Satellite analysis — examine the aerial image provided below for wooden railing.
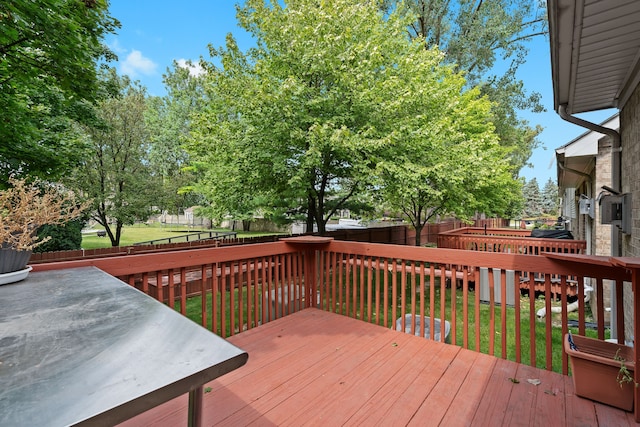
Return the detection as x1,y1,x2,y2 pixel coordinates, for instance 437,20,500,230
32,236,635,378
438,227,586,255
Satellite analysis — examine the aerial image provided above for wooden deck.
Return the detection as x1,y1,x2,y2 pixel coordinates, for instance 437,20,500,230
119,308,639,426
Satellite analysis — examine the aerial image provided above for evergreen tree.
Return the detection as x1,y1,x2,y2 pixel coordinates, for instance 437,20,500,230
522,178,542,217
541,178,559,216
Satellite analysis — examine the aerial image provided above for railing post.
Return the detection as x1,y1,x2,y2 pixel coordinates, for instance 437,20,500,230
282,236,333,309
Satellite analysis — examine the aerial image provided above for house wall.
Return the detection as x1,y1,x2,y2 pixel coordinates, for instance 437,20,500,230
620,82,640,342
592,137,615,325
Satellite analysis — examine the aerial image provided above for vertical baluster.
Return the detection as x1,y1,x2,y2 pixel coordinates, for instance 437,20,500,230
528,271,536,367
366,256,372,323
352,255,359,318
462,266,469,349
201,264,208,329
237,260,243,334
345,254,351,318
220,262,227,338
168,268,175,310
142,272,149,295
560,275,568,375
544,273,553,371
451,265,457,346
392,259,398,329
577,276,585,335
488,268,495,355
400,259,407,333
514,271,522,364
500,269,507,359
419,262,425,337
383,258,389,327
616,279,625,344
273,254,280,319
430,264,436,341
359,255,365,321
596,277,605,340
180,267,187,316
375,257,381,325
156,271,164,304
410,261,416,336
474,267,481,352
338,253,344,316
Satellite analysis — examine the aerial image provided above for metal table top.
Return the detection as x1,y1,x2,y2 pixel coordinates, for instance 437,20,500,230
0,267,248,426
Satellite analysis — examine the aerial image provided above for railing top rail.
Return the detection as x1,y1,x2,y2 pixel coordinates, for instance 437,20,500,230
31,240,299,276
324,240,628,281
32,237,630,283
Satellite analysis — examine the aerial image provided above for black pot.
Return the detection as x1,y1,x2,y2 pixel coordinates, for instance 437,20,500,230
0,248,32,274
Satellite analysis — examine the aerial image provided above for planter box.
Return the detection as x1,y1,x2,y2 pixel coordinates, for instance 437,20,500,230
565,333,635,411
0,248,32,274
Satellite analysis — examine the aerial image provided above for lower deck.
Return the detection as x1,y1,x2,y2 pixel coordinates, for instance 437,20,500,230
120,308,639,426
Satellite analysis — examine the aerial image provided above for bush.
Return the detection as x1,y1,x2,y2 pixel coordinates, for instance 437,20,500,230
34,220,84,253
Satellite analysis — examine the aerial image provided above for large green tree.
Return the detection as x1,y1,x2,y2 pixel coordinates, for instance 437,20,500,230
190,0,392,233
382,0,546,175
145,62,205,216
0,0,119,185
188,0,520,237
74,70,158,246
374,84,518,245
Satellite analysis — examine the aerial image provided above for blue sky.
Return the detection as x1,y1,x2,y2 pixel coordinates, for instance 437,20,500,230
106,0,615,185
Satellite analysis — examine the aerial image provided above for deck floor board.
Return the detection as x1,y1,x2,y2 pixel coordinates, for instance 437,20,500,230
119,308,640,426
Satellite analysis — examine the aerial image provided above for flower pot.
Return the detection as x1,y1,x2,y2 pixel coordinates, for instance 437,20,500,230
565,333,635,411
0,248,32,275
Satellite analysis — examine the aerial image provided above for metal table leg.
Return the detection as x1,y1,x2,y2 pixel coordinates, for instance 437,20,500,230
188,386,203,427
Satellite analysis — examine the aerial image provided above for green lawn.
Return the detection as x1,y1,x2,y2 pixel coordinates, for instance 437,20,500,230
82,223,283,249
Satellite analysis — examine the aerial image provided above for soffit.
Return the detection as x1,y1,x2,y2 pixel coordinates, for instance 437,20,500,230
549,0,640,114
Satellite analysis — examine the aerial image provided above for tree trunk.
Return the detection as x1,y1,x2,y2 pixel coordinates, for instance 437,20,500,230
242,220,251,232
317,216,326,235
306,195,316,234
414,223,424,246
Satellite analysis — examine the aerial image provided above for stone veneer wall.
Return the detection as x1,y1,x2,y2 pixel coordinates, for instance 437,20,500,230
620,82,640,342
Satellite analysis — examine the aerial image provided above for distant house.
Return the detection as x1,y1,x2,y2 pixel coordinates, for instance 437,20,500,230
548,0,640,342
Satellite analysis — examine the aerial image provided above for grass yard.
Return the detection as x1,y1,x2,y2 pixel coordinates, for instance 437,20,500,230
81,223,282,249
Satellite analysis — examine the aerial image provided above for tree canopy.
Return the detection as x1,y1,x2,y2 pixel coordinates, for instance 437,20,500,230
187,0,520,238
382,0,547,175
145,62,205,216
0,0,119,185
72,69,158,246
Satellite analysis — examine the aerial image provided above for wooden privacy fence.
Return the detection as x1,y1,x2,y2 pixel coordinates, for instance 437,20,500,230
29,219,508,264
33,236,635,378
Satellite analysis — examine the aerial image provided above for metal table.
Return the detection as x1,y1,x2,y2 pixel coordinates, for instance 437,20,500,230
0,267,248,426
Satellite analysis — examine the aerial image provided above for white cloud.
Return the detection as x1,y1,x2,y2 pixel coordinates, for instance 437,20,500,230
176,58,205,77
108,38,128,55
121,50,157,77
